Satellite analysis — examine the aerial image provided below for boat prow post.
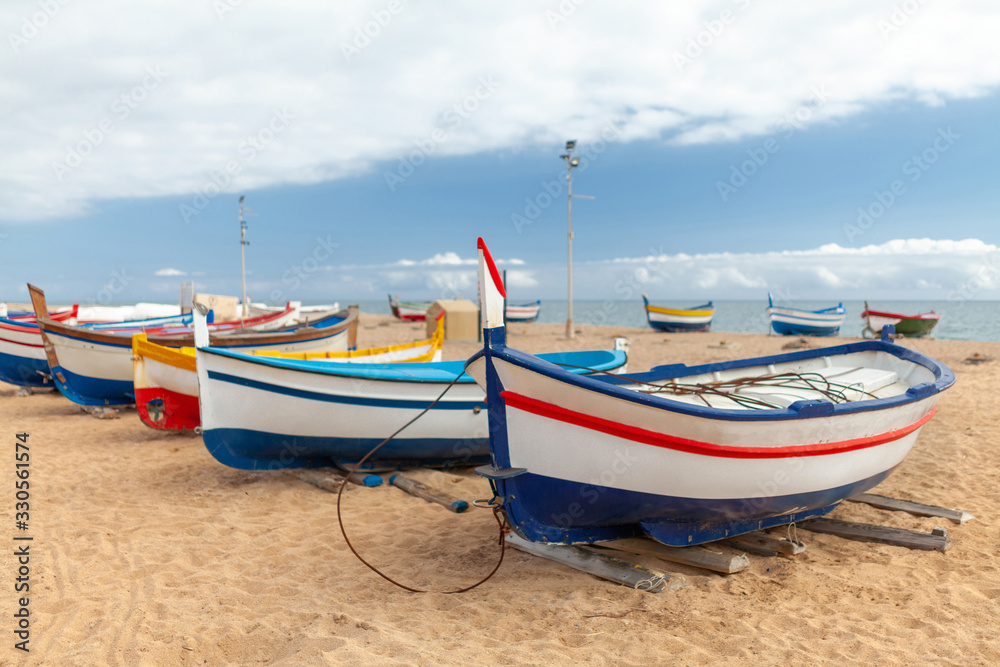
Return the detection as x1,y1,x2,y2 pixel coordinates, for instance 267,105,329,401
477,237,507,349
193,303,211,349
473,237,517,479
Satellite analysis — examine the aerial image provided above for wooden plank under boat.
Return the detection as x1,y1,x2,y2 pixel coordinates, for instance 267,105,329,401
642,294,714,332
467,238,954,547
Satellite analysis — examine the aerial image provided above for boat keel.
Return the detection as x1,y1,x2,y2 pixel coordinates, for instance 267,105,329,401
640,503,839,547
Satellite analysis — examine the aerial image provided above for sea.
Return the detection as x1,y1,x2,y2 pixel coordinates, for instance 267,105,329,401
353,299,1000,342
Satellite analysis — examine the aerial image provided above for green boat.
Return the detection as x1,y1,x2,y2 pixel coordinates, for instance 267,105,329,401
861,302,940,338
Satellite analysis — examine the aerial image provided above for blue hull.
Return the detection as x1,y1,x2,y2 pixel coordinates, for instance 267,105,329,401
648,321,711,332
0,352,51,388
203,428,489,471
52,366,134,406
488,467,893,546
771,321,840,336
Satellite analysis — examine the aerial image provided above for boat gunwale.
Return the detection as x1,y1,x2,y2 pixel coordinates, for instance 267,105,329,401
199,344,627,385
861,308,941,322
35,307,357,349
467,335,954,423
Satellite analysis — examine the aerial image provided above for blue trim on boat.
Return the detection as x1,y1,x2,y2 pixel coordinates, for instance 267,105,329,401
42,313,349,352
206,370,487,409
768,293,845,315
202,428,489,470
467,334,954,423
0,317,40,330
0,351,50,387
85,313,194,330
202,346,626,383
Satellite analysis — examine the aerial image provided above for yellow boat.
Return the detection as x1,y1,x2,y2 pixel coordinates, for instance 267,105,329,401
133,313,445,431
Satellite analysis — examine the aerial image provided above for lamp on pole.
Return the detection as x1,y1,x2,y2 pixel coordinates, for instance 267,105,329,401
239,196,249,320
560,140,594,339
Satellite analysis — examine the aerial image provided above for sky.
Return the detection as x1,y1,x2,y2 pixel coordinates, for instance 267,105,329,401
1,1,999,307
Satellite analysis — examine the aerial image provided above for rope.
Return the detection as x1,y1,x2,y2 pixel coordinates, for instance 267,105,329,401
554,363,878,410
634,575,667,592
336,371,509,594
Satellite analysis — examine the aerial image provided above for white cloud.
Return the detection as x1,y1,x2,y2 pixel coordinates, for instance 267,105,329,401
237,238,1000,302
597,238,1000,300
505,270,539,289
2,2,1000,221
396,252,473,266
154,267,186,276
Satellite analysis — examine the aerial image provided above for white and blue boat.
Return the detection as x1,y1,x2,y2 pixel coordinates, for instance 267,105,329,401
193,313,629,471
506,300,541,323
28,285,358,406
467,238,954,547
0,310,197,389
766,293,846,336
642,294,714,332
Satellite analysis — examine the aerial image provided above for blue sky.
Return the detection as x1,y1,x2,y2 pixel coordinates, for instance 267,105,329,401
1,2,999,306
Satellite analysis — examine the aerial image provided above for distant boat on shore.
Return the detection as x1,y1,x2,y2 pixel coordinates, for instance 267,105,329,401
388,294,432,321
390,293,542,324
766,293,846,336
505,300,541,323
861,302,940,338
642,294,714,332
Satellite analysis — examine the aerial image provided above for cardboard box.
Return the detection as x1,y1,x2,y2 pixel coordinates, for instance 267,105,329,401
193,293,238,322
426,299,479,341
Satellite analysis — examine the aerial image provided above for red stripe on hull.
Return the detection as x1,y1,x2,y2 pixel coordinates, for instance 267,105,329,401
135,386,201,431
0,336,44,348
500,391,935,459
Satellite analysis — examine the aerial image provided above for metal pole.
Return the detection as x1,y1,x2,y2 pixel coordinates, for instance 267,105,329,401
566,156,574,339
239,196,248,320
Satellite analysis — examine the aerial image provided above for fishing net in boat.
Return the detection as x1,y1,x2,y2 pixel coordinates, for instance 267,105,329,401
634,371,879,410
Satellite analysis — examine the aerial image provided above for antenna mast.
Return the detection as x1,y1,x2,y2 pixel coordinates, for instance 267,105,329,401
239,196,248,320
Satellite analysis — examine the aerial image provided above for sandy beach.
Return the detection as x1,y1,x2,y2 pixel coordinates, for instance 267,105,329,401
2,313,998,666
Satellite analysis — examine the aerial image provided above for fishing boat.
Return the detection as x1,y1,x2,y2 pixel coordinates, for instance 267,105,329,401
641,294,714,332
3,302,182,323
246,302,341,324
467,238,954,547
2,304,79,323
506,300,541,323
0,309,197,389
388,294,431,321
0,318,56,388
133,313,446,431
766,293,846,336
73,303,182,323
194,309,629,471
28,285,358,406
861,302,940,338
